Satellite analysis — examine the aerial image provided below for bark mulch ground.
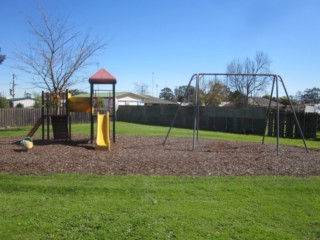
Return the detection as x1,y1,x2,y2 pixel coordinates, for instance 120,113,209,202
0,136,319,177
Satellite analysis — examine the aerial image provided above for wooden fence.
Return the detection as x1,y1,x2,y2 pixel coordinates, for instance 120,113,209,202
117,105,319,139
1,107,318,139
117,105,267,135
267,111,318,138
0,108,42,128
0,108,91,128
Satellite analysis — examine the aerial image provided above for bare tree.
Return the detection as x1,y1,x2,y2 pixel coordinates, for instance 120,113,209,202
225,51,271,105
15,9,106,94
134,82,149,95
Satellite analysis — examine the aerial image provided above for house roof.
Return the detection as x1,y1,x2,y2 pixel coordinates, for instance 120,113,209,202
249,97,284,107
88,68,117,84
74,92,127,98
8,97,35,102
115,92,177,105
141,95,177,105
223,97,284,107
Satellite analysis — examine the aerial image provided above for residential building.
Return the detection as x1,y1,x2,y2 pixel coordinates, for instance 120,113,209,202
74,92,177,106
8,97,35,108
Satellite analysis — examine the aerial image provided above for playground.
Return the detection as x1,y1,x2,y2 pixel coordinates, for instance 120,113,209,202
0,135,319,176
1,69,319,177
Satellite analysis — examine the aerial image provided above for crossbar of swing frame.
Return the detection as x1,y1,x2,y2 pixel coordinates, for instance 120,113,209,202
163,73,309,155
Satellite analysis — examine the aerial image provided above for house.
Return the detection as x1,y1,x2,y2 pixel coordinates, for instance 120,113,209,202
305,104,320,114
116,92,144,106
8,97,35,108
74,92,177,106
248,97,284,108
117,92,177,106
223,97,284,108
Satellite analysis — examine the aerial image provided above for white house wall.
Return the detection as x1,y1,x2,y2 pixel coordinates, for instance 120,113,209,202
11,99,35,108
117,96,144,106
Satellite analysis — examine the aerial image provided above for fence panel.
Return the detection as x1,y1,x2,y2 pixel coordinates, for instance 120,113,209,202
117,106,318,138
117,105,267,135
1,107,318,139
0,108,42,128
0,108,91,128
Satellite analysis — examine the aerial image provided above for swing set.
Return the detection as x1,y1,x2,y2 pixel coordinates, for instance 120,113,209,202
163,73,309,156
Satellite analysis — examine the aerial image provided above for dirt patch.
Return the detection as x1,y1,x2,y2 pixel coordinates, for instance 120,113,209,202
0,136,319,176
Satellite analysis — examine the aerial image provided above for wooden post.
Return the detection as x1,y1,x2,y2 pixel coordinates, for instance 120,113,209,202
112,83,116,143
90,83,94,143
41,91,45,141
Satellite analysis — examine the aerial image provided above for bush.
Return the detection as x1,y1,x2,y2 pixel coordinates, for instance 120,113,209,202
0,94,9,108
16,103,24,108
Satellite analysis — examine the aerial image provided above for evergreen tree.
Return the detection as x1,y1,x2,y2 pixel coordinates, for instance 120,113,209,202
159,87,175,101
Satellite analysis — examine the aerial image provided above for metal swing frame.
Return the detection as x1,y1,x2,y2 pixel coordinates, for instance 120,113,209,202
163,73,309,156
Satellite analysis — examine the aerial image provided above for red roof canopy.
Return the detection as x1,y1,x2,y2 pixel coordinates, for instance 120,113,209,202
89,68,117,84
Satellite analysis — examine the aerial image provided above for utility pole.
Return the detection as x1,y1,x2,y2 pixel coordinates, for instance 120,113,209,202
152,72,154,97
10,74,17,99
156,84,159,98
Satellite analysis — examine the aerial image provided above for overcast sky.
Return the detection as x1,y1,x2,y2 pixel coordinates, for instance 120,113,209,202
1,0,320,98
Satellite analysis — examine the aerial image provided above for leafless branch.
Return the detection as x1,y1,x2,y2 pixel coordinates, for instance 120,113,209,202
15,9,107,94
225,51,271,102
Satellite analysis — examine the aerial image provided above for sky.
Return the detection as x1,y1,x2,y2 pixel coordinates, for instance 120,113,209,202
1,0,320,99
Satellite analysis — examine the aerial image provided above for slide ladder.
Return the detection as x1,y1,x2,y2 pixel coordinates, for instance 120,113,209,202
27,117,44,137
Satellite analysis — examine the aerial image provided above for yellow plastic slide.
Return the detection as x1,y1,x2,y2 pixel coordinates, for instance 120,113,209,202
96,112,111,151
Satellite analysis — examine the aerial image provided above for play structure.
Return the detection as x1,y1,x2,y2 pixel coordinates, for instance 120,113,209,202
163,73,309,156
27,68,117,150
89,68,117,145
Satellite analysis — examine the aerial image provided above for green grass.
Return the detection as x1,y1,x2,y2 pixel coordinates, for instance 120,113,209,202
1,122,319,149
1,123,319,239
0,174,319,239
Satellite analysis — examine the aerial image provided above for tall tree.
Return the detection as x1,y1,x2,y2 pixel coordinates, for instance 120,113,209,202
15,9,106,94
0,48,5,64
159,87,175,101
200,79,230,106
174,86,187,102
174,85,196,104
296,87,320,104
225,51,271,106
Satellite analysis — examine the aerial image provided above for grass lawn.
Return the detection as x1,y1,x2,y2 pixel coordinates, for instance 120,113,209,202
0,174,319,239
0,122,319,239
